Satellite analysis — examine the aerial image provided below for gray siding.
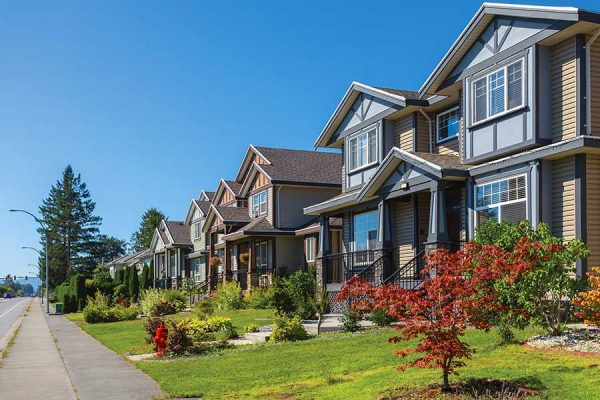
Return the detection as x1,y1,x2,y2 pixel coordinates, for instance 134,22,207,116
277,186,340,229
275,237,304,272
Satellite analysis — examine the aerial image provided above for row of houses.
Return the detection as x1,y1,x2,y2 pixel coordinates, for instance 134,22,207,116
110,3,600,307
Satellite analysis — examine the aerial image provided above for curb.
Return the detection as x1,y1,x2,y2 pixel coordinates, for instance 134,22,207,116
0,299,31,354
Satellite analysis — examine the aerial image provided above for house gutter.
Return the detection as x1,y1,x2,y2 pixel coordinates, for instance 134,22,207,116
586,28,600,135
418,108,433,152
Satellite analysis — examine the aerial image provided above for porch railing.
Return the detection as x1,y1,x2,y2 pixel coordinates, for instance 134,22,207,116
383,250,426,290
154,277,182,289
320,249,382,284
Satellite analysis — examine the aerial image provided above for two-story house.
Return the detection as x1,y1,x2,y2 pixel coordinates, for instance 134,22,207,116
203,145,342,290
150,219,193,288
183,194,212,285
305,3,600,305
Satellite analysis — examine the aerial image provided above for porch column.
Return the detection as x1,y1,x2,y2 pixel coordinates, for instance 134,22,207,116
318,215,330,257
427,181,449,245
316,215,330,291
377,199,392,249
224,242,232,283
247,239,255,290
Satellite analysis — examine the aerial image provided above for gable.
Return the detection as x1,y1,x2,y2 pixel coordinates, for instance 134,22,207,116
450,17,553,78
219,188,235,205
382,162,434,189
251,171,269,191
334,93,395,139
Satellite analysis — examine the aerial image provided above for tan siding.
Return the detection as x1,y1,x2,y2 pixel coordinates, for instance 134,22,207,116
587,155,600,266
435,138,460,155
552,157,576,240
392,197,414,268
275,237,304,272
267,187,274,224
252,173,269,190
220,189,235,205
394,114,414,151
416,113,430,152
551,37,577,142
591,38,600,136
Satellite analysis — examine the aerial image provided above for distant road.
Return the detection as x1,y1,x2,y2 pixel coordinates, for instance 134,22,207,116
0,298,30,341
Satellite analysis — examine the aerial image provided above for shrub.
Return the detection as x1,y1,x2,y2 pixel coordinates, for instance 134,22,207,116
163,290,187,312
270,315,309,342
113,284,128,304
214,282,245,310
269,279,295,316
82,291,138,323
286,269,317,319
369,308,395,327
245,323,260,333
193,298,214,319
245,287,272,309
128,265,140,303
167,320,193,356
574,265,600,327
340,310,361,332
474,221,589,336
93,264,114,296
143,316,164,344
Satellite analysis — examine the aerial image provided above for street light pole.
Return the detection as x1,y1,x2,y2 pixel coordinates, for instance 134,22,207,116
28,264,42,303
11,209,50,314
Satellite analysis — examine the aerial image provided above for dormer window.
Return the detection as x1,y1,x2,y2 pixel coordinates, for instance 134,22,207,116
472,59,524,125
348,127,377,172
251,190,267,217
436,107,460,143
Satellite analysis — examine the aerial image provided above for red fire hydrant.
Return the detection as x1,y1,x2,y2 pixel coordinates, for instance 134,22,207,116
154,323,168,357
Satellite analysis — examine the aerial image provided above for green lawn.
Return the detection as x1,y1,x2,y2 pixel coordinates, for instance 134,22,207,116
65,308,273,356
68,310,600,399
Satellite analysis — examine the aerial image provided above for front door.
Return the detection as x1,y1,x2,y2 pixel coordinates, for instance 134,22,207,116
446,187,462,243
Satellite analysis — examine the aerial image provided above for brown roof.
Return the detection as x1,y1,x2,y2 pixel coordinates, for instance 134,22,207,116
193,200,211,214
215,206,252,224
164,221,191,245
254,147,342,186
224,180,243,196
224,217,295,240
204,191,215,201
411,152,472,174
374,87,420,99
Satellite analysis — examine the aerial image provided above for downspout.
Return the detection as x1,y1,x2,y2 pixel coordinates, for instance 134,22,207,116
418,108,433,153
276,186,282,227
586,29,600,135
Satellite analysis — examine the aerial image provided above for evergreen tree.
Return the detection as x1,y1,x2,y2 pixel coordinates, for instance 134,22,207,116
115,268,125,286
129,265,140,303
130,208,166,251
123,266,131,296
38,165,102,286
91,235,127,264
140,263,149,289
148,260,154,288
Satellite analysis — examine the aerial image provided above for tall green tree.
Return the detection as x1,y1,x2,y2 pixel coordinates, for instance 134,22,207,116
91,235,127,264
130,208,166,251
140,263,149,289
129,265,140,303
38,165,102,286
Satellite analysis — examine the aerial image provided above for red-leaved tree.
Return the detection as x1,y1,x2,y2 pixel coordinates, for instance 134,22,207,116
337,242,531,391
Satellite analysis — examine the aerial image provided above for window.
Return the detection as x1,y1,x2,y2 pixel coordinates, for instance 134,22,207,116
436,107,460,143
472,59,524,124
305,237,316,262
475,175,527,226
255,241,268,270
193,221,202,240
348,128,377,171
353,210,379,251
169,251,177,277
251,191,267,217
192,258,205,283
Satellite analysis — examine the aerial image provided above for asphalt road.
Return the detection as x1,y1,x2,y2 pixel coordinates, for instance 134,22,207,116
0,297,30,341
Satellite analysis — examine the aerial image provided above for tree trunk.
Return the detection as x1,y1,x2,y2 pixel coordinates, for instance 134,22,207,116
317,314,322,336
442,370,450,392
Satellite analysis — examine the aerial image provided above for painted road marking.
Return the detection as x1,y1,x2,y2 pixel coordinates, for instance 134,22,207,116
0,300,29,319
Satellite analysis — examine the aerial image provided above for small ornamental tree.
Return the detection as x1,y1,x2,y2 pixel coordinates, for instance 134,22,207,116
574,266,600,327
338,243,530,391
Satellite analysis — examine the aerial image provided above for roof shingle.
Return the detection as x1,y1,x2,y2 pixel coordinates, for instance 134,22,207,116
254,147,342,186
164,221,191,245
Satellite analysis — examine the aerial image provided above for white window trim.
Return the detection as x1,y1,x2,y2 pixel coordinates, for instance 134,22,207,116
256,241,268,268
346,124,379,174
436,106,460,144
470,58,525,127
193,221,202,240
474,174,528,228
251,190,267,217
305,237,316,262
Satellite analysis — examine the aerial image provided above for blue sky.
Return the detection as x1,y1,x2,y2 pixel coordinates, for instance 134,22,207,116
1,0,598,278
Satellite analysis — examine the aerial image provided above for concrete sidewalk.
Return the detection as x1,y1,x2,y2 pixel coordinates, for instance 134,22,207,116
0,298,77,400
45,310,164,400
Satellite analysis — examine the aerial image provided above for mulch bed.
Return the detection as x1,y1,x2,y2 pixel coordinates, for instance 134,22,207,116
379,379,541,399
